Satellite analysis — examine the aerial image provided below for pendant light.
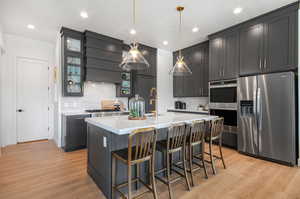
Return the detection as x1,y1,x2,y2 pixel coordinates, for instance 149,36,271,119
170,6,192,76
120,0,150,71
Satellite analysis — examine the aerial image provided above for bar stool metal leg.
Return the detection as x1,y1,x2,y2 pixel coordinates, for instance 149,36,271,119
201,143,208,179
182,146,191,191
128,164,132,199
188,145,194,187
209,140,217,175
149,158,158,199
166,152,173,199
219,138,226,169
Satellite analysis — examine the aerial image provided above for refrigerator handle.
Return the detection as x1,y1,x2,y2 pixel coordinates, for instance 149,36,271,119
257,87,262,131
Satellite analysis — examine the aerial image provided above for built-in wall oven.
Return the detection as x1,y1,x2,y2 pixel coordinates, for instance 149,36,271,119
209,79,238,149
209,79,237,110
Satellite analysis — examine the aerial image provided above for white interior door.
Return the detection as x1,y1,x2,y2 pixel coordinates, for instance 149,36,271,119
16,57,49,142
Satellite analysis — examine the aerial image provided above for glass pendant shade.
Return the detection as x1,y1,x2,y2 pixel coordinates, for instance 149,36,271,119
120,42,150,71
170,55,192,76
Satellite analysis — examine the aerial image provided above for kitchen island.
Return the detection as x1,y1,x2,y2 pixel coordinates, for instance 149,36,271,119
85,112,217,199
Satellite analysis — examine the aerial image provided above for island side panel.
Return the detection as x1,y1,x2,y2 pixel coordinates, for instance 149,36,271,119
87,124,114,199
87,124,169,199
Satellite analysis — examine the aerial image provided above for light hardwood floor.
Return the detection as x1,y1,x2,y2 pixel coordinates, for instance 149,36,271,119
0,140,300,199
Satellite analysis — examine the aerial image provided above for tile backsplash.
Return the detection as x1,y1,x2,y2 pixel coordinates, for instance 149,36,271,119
173,97,209,110
61,82,128,111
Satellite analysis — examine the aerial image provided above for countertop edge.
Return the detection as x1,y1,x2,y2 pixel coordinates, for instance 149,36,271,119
85,114,218,135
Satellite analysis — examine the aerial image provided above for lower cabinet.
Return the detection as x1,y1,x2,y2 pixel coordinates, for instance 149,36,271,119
62,114,91,152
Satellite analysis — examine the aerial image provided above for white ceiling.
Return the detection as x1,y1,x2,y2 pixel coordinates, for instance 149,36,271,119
0,0,297,51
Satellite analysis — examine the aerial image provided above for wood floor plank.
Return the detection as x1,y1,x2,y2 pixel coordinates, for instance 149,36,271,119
0,140,299,199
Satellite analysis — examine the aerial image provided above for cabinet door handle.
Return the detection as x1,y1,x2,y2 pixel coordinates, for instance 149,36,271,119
264,58,267,69
259,58,262,70
223,68,225,77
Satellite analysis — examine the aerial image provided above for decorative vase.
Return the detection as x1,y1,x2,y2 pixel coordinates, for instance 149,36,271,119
128,94,146,120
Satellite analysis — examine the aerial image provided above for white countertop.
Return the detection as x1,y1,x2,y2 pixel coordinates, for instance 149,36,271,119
167,108,209,114
85,112,217,135
62,110,90,116
62,110,129,116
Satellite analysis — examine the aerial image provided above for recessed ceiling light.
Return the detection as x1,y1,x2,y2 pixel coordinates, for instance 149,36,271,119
27,24,35,30
233,7,243,15
192,27,199,33
163,41,168,45
130,29,136,35
80,11,89,19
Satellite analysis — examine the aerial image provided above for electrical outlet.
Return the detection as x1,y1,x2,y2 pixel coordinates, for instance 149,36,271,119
103,136,107,148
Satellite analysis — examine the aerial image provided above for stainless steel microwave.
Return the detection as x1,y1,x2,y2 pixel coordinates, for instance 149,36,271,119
209,79,237,110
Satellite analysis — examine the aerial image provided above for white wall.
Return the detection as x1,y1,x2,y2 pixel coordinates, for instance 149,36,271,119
0,34,55,146
157,49,174,113
0,24,4,148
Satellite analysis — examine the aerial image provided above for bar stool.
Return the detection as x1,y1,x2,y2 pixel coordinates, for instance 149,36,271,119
111,127,158,199
186,120,208,187
205,117,226,175
155,123,191,199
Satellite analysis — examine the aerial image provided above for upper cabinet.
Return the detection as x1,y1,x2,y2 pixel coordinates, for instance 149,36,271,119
240,3,298,76
263,10,298,73
173,41,209,97
210,2,298,78
209,28,239,81
239,22,264,76
61,27,84,97
84,31,123,83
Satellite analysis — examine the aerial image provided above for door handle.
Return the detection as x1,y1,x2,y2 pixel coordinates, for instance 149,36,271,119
259,58,262,70
257,88,262,131
17,109,24,112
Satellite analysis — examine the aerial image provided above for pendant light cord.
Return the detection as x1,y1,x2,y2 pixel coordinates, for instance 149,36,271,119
179,9,182,57
133,0,136,26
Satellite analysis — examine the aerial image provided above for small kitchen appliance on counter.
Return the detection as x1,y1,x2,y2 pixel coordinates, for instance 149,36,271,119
174,101,186,109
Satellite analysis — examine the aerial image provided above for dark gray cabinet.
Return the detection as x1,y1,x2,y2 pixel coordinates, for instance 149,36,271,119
239,23,264,76
209,29,239,81
209,38,223,81
128,43,157,112
263,11,298,73
173,41,209,97
61,27,84,97
209,2,298,78
133,74,156,113
62,114,91,152
84,30,123,83
240,3,298,76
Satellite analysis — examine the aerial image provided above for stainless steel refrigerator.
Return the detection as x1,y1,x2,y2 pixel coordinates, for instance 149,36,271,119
238,72,296,165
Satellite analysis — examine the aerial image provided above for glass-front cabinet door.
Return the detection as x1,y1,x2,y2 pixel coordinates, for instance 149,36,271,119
66,56,82,94
61,27,84,97
66,37,81,52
